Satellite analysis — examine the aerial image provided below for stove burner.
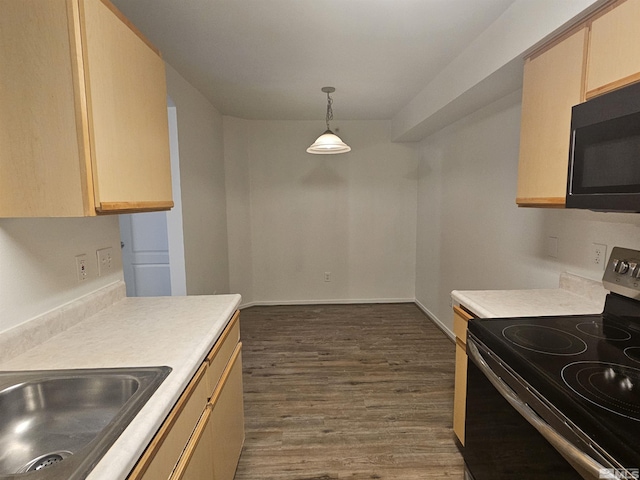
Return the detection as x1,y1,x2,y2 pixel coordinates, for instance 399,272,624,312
562,362,640,421
502,324,587,356
625,347,640,364
576,321,631,341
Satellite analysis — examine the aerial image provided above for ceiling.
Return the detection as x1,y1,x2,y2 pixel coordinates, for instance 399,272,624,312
111,0,516,121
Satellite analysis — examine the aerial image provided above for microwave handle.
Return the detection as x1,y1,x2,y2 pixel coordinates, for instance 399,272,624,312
467,338,608,479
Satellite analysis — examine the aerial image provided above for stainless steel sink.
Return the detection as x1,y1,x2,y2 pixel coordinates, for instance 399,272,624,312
0,366,171,479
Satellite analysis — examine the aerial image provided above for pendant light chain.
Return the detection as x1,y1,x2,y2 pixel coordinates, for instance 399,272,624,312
325,91,334,131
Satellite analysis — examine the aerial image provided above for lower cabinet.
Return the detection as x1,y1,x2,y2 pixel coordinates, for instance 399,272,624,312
452,305,473,446
128,311,244,480
172,344,244,480
210,348,244,480
173,405,215,479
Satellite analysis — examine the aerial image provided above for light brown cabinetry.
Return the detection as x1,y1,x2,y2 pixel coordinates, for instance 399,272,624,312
452,305,473,446
173,406,215,480
586,0,640,98
128,311,244,480
0,0,172,217
210,347,245,480
172,345,244,480
516,0,640,207
516,27,588,208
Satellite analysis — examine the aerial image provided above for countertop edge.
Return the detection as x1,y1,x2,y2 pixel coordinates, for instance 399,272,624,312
451,272,606,319
451,290,495,318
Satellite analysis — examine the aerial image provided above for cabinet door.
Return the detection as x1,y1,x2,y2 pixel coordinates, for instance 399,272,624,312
210,344,245,480
128,364,209,480
170,406,215,480
453,339,467,446
516,27,588,207
587,0,640,98
80,0,173,213
452,305,473,446
0,0,89,217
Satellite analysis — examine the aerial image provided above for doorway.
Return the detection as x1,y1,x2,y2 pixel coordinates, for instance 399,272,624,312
119,102,186,297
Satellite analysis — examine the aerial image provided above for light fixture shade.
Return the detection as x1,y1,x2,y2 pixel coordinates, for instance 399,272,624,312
306,129,351,155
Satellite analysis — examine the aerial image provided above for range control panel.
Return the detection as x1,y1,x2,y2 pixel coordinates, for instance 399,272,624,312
603,247,640,300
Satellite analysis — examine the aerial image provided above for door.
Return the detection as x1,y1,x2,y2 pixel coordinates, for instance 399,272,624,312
120,211,171,296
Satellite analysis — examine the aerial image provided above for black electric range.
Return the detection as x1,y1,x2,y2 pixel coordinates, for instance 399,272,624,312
465,247,640,480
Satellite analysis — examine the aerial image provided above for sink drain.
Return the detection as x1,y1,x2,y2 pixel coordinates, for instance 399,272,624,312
17,451,72,473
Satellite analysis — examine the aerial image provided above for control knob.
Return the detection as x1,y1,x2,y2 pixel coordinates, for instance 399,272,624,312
615,260,630,274
631,262,640,279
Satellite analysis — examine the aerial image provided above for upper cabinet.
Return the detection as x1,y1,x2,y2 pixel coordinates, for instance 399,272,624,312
516,0,640,208
586,0,640,99
0,0,173,217
516,27,588,208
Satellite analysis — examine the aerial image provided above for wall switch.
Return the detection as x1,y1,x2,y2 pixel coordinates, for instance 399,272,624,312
75,254,88,282
324,272,331,282
96,247,113,277
592,243,607,269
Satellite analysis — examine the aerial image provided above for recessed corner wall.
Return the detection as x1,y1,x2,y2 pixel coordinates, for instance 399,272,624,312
224,119,419,306
165,64,230,295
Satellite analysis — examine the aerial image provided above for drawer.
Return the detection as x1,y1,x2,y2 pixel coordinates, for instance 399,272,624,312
453,305,473,343
205,310,240,399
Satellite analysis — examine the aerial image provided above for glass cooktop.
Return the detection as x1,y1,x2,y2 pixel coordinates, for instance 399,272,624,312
469,292,640,470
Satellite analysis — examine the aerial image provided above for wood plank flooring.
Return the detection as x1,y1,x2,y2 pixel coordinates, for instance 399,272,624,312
235,303,464,479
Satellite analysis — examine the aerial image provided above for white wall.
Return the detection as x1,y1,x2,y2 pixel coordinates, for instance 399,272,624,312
224,117,254,302
0,217,123,334
165,64,230,295
415,91,640,333
225,119,419,305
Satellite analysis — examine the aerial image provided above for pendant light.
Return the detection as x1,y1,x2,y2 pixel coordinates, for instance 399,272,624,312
307,87,351,154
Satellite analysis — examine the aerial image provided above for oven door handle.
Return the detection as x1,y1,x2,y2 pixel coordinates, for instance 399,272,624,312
467,338,607,479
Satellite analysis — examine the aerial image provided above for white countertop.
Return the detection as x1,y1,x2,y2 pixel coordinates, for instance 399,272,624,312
0,292,241,480
451,272,606,319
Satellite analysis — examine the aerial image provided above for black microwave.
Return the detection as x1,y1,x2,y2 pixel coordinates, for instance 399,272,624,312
567,80,640,212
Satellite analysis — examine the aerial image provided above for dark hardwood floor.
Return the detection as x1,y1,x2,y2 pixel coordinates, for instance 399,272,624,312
235,303,464,479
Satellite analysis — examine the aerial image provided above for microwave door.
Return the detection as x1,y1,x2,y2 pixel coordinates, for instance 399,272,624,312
566,81,640,212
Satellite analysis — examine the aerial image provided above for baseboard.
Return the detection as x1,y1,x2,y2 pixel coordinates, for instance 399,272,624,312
414,299,455,343
239,297,415,310
238,297,456,342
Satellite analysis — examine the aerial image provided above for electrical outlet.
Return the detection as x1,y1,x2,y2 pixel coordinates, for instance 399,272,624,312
324,272,331,282
75,254,88,282
96,247,113,277
592,243,607,269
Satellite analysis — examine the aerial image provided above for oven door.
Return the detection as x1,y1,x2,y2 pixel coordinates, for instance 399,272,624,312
465,336,610,480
